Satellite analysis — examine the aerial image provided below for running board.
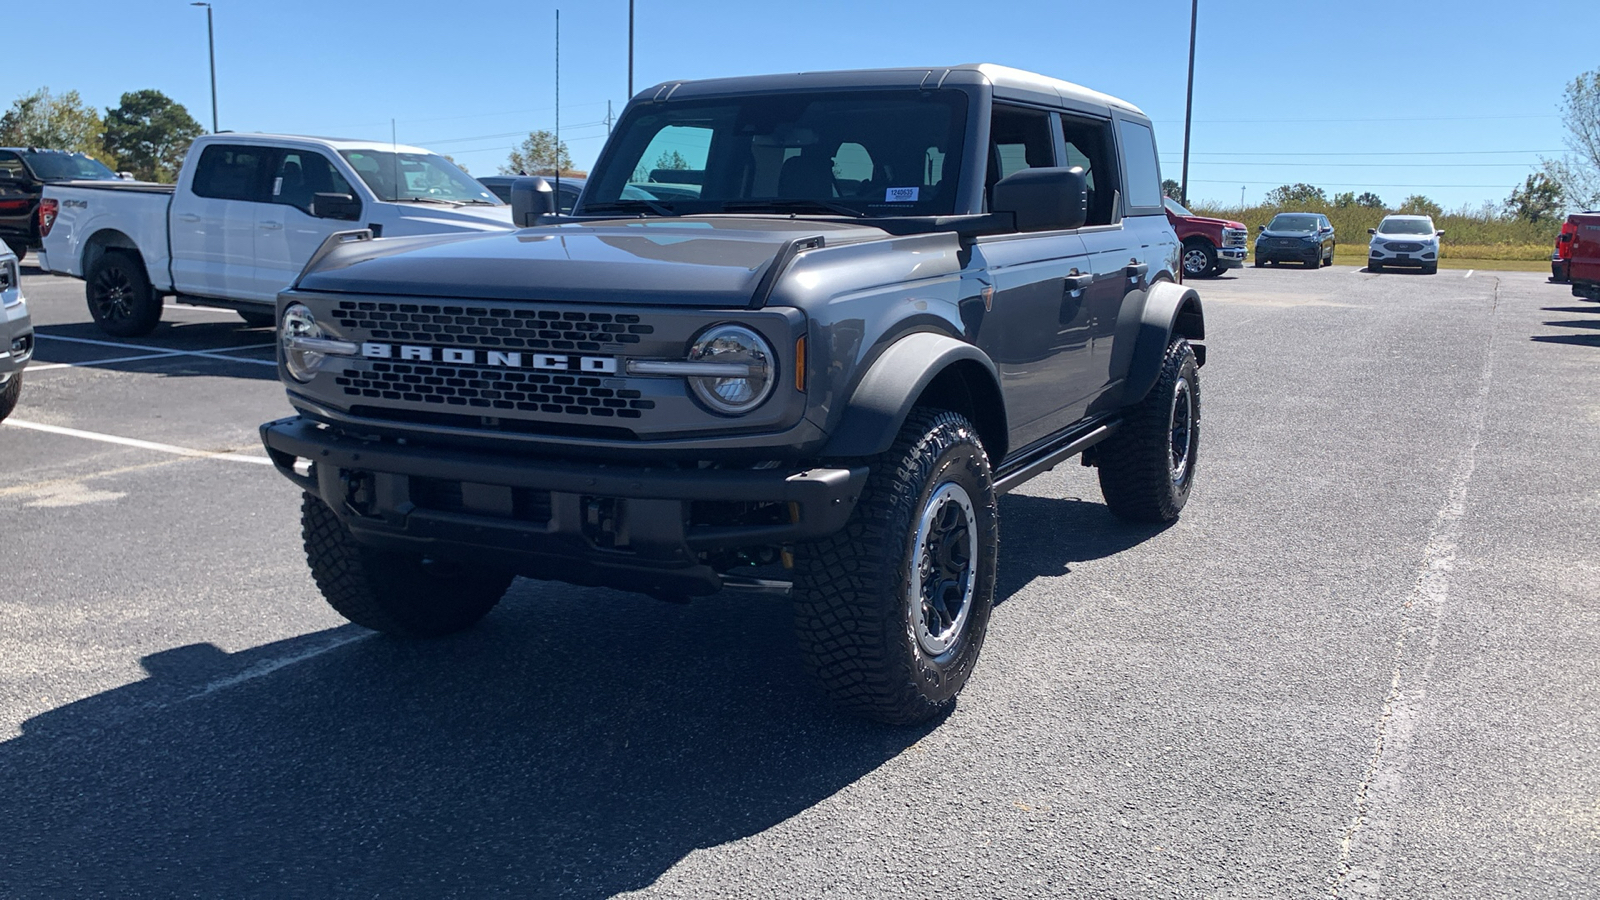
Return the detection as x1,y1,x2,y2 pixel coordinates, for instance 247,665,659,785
993,420,1120,495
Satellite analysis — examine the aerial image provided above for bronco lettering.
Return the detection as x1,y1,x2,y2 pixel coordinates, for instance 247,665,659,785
358,342,618,374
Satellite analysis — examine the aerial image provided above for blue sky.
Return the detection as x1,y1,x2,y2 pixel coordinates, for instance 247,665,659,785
8,1,1596,210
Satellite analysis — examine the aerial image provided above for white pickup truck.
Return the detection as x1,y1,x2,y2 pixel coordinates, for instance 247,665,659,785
38,133,514,335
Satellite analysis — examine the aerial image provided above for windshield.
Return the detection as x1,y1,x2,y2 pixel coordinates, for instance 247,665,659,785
20,151,118,181
1267,214,1320,232
1378,217,1435,235
338,150,501,204
583,90,968,217
1163,197,1193,217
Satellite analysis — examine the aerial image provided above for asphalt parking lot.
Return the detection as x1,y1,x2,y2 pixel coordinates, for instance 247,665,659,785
1,263,1596,898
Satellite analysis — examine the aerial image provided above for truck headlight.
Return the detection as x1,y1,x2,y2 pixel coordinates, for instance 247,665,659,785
282,303,325,382
686,324,775,415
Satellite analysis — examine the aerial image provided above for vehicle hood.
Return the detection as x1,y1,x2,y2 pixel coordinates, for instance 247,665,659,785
1259,228,1319,238
387,201,516,231
1372,231,1437,242
295,217,891,306
1180,214,1246,230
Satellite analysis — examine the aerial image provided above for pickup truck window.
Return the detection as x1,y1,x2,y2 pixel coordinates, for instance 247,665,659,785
1115,119,1163,210
192,144,273,202
271,151,355,215
586,90,968,217
18,151,117,182
0,153,22,179
338,150,499,206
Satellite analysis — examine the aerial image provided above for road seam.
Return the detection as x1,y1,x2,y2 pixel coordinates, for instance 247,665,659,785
1330,277,1499,897
3,418,274,466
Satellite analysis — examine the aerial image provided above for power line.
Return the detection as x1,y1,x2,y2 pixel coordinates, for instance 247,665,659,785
1190,179,1521,189
1153,113,1557,124
1161,160,1543,168
1177,149,1565,157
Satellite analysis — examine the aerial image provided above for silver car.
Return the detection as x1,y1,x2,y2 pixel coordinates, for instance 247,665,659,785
0,247,33,421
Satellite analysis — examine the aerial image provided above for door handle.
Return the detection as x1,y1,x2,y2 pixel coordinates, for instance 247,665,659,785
1124,262,1148,279
177,213,201,222
259,221,283,231
1063,273,1093,294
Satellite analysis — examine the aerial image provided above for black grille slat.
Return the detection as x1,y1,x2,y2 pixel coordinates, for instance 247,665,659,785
333,301,653,348
338,366,649,419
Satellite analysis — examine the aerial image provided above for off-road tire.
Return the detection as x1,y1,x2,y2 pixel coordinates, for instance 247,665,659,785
792,409,998,725
1182,240,1218,279
86,250,162,337
1097,339,1200,523
301,493,512,637
0,373,20,423
238,309,276,328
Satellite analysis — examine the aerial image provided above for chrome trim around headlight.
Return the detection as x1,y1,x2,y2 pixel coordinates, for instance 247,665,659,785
284,336,360,357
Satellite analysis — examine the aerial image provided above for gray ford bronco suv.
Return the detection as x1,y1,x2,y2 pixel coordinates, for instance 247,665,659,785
260,64,1205,724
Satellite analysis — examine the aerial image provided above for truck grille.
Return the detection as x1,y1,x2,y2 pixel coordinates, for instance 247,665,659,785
332,301,653,352
1222,228,1247,248
335,362,657,419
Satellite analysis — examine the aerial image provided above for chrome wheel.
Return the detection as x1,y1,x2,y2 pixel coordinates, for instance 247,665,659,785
909,482,977,658
1182,247,1210,276
1169,375,1195,487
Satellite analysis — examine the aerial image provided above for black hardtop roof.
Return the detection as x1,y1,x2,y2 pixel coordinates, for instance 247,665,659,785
635,63,1147,120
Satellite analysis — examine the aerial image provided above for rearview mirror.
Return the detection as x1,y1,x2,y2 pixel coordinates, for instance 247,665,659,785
510,176,557,227
311,192,362,221
991,166,1087,232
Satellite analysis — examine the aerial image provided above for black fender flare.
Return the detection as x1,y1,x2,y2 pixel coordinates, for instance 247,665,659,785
820,332,1005,459
1122,281,1205,405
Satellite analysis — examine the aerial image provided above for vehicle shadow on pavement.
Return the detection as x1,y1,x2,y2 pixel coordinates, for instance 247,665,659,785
0,586,930,898
29,321,280,381
1540,306,1600,314
994,493,1170,604
1532,333,1600,347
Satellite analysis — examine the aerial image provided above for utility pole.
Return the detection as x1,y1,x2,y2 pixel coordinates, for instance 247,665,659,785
628,0,635,98
191,2,218,132
1180,0,1197,206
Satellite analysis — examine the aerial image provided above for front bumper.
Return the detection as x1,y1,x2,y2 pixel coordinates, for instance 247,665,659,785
1255,242,1321,263
261,416,866,596
1369,242,1438,267
0,289,32,378
1216,247,1246,268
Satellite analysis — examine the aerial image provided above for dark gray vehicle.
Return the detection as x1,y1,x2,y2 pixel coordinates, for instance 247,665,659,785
0,246,33,421
1254,212,1335,268
260,64,1207,724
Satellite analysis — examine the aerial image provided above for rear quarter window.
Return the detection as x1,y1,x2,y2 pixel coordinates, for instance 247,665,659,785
1116,119,1163,211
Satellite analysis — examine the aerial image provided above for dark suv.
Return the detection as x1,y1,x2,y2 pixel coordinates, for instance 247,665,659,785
0,148,121,261
1254,212,1335,268
261,64,1208,724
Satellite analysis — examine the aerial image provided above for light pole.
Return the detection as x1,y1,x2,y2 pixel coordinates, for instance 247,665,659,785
627,0,634,99
191,2,218,133
1180,0,1197,206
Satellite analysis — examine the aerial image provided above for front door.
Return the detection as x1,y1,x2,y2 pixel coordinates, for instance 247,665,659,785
255,149,362,300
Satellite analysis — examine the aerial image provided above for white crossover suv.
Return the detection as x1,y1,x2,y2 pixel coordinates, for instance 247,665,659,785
1368,215,1443,274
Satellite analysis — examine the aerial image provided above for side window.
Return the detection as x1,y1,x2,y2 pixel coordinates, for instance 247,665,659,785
1115,119,1163,211
191,144,272,202
1059,114,1119,227
987,105,1055,203
0,152,25,180
270,150,355,215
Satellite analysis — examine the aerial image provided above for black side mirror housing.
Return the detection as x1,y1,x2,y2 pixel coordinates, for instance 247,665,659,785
1367,228,1376,235
991,166,1087,232
510,177,557,226
311,192,362,221
1435,230,1444,237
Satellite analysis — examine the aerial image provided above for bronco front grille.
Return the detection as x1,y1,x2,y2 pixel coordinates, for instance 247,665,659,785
335,362,657,418
332,301,654,352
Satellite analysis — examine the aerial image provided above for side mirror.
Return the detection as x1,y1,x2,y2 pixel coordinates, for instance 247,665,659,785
991,166,1087,232
311,192,362,221
1435,230,1444,237
1257,224,1266,232
1367,228,1376,235
510,176,557,226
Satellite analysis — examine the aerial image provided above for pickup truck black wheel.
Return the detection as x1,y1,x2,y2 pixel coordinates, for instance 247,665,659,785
1097,339,1200,523
238,309,276,328
1182,241,1218,279
86,250,162,337
792,408,998,725
301,494,512,637
0,373,20,423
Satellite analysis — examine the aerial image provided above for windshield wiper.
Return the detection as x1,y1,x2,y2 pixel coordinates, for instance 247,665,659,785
722,199,864,218
585,198,680,217
394,196,462,206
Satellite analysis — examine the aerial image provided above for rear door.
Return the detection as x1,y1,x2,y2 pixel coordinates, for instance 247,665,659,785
255,147,362,299
170,143,273,299
1573,215,1600,284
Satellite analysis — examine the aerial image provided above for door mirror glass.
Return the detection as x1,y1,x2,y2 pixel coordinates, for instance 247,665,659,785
311,192,362,220
991,166,1087,232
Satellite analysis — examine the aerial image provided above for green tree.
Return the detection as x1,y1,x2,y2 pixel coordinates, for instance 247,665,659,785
1161,178,1181,199
0,87,106,162
501,129,575,176
1396,194,1443,218
1263,183,1327,207
1355,191,1385,209
1541,68,1600,210
1503,172,1563,224
101,90,203,183
654,150,689,171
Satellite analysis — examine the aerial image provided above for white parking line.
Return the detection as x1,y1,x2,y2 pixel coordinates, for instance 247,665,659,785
2,419,274,465
163,303,253,315
1464,270,1474,278
35,333,278,367
26,351,191,372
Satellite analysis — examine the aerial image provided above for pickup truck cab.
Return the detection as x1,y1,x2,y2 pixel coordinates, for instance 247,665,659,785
0,148,123,262
261,64,1205,724
1163,197,1246,278
38,134,513,334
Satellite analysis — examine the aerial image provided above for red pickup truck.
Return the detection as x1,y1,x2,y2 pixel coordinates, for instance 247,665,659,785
1164,197,1248,279
1565,211,1600,301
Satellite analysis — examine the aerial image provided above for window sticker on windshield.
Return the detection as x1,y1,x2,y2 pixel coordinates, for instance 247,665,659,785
885,187,920,203
272,176,282,197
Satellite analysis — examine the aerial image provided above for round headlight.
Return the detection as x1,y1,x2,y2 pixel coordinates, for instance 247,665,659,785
686,324,775,415
281,303,324,383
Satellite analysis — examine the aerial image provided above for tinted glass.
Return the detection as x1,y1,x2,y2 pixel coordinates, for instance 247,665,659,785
191,144,272,201
19,151,117,181
1061,114,1118,226
1116,119,1162,209
990,105,1054,185
1378,218,1435,235
0,153,24,180
585,90,969,217
1268,214,1320,232
271,151,355,214
339,151,499,204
